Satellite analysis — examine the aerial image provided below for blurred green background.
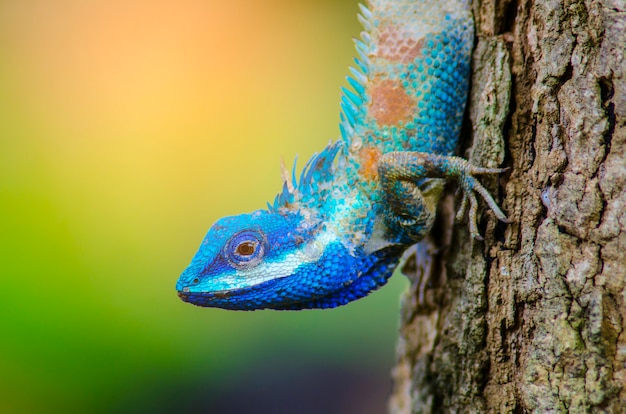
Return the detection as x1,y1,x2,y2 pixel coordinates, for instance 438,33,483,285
0,1,408,413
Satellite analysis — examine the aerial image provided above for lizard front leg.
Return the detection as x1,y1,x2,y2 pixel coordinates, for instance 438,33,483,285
378,152,509,241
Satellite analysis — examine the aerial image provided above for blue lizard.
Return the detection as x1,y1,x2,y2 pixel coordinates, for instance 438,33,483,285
176,0,507,310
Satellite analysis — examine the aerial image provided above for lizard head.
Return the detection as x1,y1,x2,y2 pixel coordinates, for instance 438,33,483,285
176,209,365,310
176,208,402,310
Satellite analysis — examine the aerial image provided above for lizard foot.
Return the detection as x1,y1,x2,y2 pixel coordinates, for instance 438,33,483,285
378,152,509,241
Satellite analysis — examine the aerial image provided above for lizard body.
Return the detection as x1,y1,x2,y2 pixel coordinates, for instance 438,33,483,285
176,0,507,310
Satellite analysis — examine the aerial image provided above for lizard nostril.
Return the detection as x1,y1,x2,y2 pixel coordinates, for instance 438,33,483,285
192,278,199,284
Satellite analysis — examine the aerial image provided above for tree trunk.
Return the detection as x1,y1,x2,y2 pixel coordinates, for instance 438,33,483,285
389,0,626,412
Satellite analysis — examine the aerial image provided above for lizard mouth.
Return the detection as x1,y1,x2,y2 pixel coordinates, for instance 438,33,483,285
177,285,256,309
178,289,230,301
176,276,309,310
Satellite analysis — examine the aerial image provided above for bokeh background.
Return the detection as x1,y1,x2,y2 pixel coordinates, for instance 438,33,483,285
0,1,408,413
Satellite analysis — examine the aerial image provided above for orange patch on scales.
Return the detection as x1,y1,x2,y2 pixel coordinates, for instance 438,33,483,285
358,146,382,180
368,78,415,126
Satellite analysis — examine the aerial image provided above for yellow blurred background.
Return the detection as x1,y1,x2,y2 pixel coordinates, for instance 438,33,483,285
0,1,407,412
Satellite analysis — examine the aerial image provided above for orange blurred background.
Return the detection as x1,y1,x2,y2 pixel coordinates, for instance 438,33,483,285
0,1,407,412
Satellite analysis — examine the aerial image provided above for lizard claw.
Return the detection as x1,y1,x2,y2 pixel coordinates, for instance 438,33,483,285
456,162,510,240
455,191,483,240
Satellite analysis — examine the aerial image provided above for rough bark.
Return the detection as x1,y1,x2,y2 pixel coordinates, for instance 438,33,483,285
389,0,626,412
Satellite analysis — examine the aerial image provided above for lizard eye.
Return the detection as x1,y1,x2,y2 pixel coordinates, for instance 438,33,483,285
225,230,266,268
236,241,256,256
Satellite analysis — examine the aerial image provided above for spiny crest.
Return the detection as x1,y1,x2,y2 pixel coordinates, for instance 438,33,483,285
339,3,372,143
269,141,342,212
271,3,373,212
